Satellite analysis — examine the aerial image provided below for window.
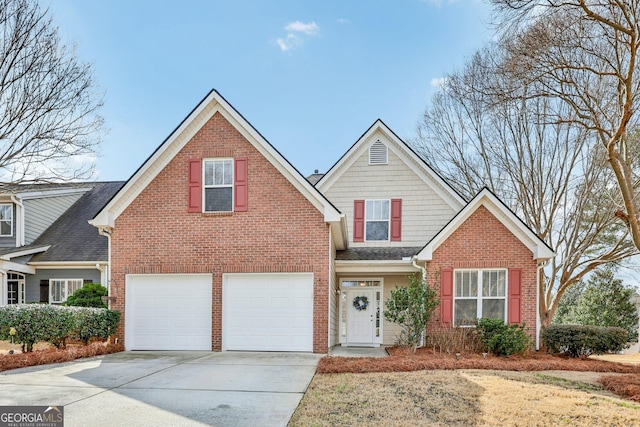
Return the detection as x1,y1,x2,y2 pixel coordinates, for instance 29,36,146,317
365,199,390,241
369,140,388,165
7,273,24,305
0,204,12,236
203,159,233,212
454,269,506,326
49,279,83,304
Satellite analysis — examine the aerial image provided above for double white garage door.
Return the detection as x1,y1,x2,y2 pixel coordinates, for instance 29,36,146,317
126,273,314,352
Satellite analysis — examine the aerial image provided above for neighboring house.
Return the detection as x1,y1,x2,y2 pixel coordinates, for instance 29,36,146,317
90,89,554,353
0,182,124,306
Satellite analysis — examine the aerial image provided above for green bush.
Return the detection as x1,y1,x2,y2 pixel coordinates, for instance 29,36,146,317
542,324,628,358
0,304,120,351
64,283,108,308
477,318,532,356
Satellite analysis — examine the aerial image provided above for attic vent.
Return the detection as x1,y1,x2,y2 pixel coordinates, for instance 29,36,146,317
369,140,388,165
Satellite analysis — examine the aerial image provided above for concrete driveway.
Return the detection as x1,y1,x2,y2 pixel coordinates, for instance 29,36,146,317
0,351,322,427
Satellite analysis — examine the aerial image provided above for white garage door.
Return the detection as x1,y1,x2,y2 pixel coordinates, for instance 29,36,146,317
223,273,314,352
126,274,212,350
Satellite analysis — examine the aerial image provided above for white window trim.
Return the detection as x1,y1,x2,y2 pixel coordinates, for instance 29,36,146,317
453,269,508,326
49,278,84,304
364,199,390,242
338,278,384,345
202,158,234,213
0,203,13,237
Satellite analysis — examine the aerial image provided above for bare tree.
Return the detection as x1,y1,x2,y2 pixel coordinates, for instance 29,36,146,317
0,0,103,186
488,0,640,251
414,46,637,329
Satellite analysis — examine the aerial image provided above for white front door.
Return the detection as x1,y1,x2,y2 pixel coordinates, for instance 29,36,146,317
346,288,375,345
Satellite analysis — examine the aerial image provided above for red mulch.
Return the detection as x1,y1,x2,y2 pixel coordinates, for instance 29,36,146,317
0,342,124,372
317,346,640,374
599,374,640,402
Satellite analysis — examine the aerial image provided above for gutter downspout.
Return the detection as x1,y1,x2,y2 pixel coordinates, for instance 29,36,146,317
10,195,24,247
97,227,112,309
412,256,427,348
536,260,549,351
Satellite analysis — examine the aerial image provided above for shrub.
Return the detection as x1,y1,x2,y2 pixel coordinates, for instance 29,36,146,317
0,304,120,350
426,326,484,354
64,283,108,308
477,318,532,356
385,274,439,352
543,324,628,358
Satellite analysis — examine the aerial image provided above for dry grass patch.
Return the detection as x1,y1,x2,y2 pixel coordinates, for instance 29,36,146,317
290,370,640,427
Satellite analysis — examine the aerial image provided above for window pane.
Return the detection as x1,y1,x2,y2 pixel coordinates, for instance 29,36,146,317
0,221,11,236
205,187,233,212
454,300,477,326
0,205,11,221
482,299,505,320
69,280,84,296
222,160,233,185
366,221,388,240
483,270,505,297
456,271,477,297
204,162,214,185
214,162,224,185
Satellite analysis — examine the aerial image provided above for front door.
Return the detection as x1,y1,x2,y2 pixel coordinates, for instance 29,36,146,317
7,272,25,304
346,288,375,345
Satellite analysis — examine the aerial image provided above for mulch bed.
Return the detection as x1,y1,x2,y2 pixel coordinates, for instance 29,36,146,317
0,342,124,372
317,346,640,374
599,374,640,402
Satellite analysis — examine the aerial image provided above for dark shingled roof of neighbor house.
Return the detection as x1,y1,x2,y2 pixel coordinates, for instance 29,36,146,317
28,181,125,263
336,247,423,261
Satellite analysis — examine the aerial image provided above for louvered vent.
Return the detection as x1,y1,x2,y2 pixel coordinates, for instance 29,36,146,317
369,140,388,165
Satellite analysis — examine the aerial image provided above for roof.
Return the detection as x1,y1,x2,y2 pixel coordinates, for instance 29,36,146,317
28,182,125,263
336,247,422,261
306,173,325,186
91,89,348,250
315,119,466,211
416,187,555,262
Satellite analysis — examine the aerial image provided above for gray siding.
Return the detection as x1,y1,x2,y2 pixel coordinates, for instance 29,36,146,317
0,204,16,248
24,193,84,244
322,133,458,247
25,268,101,303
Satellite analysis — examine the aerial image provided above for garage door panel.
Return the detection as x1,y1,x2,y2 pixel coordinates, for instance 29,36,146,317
126,274,212,351
223,273,314,352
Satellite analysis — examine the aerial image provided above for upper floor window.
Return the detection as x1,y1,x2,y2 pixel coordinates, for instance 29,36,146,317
0,204,12,236
204,159,233,212
369,140,388,165
366,199,389,241
454,269,506,326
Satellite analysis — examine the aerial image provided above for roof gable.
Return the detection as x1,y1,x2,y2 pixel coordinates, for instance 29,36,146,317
416,188,555,262
316,119,465,211
91,90,347,248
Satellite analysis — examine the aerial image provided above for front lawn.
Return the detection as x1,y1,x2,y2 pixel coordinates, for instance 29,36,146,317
290,369,640,427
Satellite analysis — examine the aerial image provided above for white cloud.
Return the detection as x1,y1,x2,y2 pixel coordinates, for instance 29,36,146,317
285,21,320,35
430,77,449,88
336,18,350,24
276,34,303,52
275,21,320,51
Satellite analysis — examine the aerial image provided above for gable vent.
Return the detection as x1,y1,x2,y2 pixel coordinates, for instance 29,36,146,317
369,140,388,165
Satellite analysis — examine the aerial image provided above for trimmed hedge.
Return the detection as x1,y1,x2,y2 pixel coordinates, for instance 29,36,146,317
542,324,628,358
477,318,532,356
0,304,120,351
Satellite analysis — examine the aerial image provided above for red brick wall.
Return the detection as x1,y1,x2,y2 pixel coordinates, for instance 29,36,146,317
426,205,538,339
109,112,331,352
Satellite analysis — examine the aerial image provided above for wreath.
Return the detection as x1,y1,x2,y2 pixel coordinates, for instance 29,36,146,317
352,295,369,311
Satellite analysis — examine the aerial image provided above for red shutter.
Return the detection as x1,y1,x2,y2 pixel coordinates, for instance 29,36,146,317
187,159,202,213
441,268,453,326
390,198,402,241
508,268,522,324
353,200,365,242
234,157,248,212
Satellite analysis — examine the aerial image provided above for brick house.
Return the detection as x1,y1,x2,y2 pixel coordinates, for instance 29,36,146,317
91,89,553,353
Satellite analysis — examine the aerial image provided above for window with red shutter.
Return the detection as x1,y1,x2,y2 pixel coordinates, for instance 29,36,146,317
187,159,202,212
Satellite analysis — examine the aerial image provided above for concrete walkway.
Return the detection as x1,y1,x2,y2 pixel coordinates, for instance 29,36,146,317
329,346,389,358
0,351,322,427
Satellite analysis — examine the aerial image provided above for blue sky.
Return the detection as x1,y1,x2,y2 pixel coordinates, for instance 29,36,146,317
45,0,493,181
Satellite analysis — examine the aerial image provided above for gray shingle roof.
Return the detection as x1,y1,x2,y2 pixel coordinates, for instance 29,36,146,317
306,173,324,186
28,182,125,262
336,247,422,261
